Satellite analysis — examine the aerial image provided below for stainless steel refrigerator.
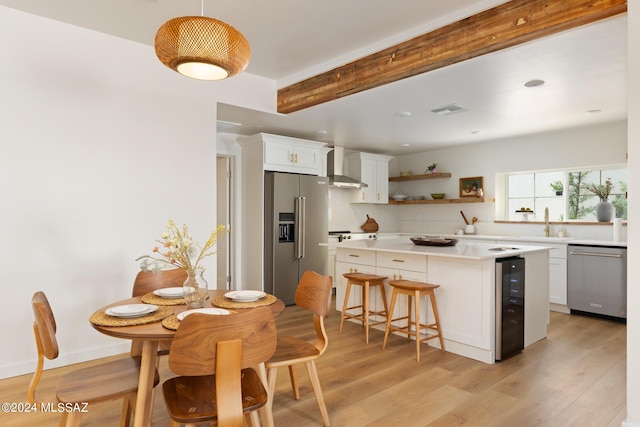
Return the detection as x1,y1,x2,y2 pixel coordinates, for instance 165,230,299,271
264,172,328,304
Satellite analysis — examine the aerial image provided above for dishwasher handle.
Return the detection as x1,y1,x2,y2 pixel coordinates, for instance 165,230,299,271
569,251,622,258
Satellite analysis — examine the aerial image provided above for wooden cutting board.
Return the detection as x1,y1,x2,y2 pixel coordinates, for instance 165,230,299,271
361,215,379,232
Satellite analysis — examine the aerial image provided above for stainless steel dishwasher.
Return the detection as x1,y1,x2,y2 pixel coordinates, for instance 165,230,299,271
567,244,627,319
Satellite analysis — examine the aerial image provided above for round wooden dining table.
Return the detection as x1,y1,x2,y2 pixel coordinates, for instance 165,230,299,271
90,289,285,427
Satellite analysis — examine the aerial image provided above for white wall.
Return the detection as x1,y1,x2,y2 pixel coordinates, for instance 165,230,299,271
625,1,639,426
328,188,399,233
0,7,275,378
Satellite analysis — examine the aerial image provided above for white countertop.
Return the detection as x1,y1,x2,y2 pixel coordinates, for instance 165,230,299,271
377,233,627,248
336,238,551,260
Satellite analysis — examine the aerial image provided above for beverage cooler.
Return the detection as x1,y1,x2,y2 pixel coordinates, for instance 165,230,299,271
495,256,525,361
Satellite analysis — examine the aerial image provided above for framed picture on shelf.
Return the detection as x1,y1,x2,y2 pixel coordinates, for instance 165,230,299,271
459,176,483,197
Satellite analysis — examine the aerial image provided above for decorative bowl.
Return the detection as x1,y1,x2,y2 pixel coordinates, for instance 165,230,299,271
431,193,446,199
390,194,408,201
410,236,458,247
399,171,412,176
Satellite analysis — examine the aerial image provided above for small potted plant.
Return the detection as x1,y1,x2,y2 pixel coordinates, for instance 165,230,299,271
550,180,563,196
426,163,437,174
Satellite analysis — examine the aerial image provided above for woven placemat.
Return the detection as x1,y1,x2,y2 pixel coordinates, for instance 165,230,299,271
211,294,276,309
141,292,185,306
162,309,238,331
162,315,180,331
89,306,173,327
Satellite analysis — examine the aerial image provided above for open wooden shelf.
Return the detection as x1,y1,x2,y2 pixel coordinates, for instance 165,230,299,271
388,197,495,205
389,172,451,182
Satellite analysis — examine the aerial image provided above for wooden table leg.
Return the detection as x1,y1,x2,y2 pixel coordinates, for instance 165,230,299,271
133,340,159,427
257,362,275,427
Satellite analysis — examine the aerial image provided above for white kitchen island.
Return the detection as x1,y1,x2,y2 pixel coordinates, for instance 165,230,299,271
335,238,551,364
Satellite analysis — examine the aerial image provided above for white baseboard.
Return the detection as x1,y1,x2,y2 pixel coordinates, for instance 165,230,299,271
0,342,131,380
550,303,570,314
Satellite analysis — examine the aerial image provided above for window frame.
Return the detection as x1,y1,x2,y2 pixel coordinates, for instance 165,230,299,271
497,165,627,222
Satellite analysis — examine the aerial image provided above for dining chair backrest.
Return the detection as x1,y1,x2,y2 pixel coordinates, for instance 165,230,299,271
31,291,60,361
295,270,333,354
131,268,187,297
169,306,277,377
296,270,333,318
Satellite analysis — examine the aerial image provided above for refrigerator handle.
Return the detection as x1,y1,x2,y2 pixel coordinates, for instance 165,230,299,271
295,196,306,259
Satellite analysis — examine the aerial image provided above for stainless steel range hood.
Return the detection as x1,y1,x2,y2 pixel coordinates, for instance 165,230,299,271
327,146,367,188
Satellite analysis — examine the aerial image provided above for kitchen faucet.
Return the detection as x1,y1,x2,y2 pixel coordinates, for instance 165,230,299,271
544,207,550,237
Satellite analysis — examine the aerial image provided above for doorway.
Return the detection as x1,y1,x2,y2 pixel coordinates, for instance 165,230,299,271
216,156,232,290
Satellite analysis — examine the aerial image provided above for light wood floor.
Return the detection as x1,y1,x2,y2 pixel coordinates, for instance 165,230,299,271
2,298,626,426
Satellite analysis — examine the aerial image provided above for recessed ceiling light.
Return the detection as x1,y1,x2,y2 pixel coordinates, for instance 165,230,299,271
586,109,602,114
316,130,328,135
395,111,412,117
400,143,410,147
524,79,545,88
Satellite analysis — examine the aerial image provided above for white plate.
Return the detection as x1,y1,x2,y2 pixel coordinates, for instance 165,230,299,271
106,304,157,318
177,308,231,321
153,287,184,298
225,290,266,302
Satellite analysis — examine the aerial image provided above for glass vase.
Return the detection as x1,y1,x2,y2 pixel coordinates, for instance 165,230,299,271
183,268,208,308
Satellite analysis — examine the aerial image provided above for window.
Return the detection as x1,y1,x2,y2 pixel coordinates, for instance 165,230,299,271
505,167,627,221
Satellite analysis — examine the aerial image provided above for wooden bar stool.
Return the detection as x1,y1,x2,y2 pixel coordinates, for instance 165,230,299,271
339,272,389,343
382,279,444,361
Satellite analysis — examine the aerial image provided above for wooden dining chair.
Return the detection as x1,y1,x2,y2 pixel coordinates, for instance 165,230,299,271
29,291,159,427
131,268,187,298
130,268,187,356
162,306,277,427
265,270,332,427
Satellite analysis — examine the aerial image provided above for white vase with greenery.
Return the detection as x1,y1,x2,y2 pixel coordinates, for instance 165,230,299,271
582,178,614,222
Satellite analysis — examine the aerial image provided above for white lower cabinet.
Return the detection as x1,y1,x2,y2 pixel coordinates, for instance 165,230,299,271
328,245,336,289
376,269,427,329
376,251,428,326
548,256,568,306
335,248,376,312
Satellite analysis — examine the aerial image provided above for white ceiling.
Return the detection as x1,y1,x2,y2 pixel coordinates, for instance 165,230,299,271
0,0,627,155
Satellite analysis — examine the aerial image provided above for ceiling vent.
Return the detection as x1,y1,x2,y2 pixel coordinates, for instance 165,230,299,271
431,104,467,116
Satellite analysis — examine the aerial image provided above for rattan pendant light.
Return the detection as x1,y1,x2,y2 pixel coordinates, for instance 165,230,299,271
154,3,250,80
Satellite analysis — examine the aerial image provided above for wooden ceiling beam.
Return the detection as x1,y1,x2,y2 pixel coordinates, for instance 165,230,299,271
277,0,627,114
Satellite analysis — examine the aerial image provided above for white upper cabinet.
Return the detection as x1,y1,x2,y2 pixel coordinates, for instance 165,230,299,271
347,152,393,204
239,133,328,176
261,134,327,175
